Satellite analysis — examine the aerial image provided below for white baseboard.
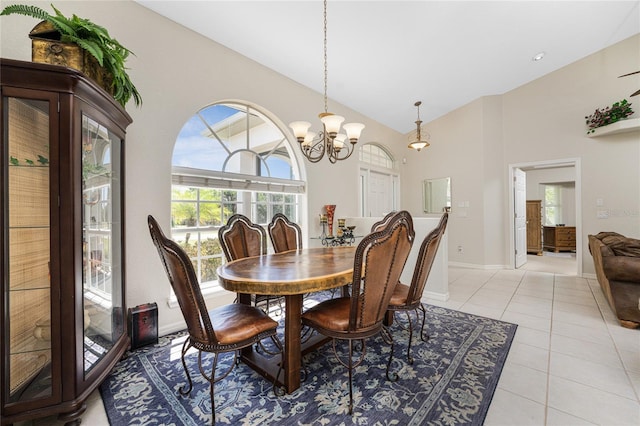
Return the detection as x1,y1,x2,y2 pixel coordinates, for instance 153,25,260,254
159,320,187,337
422,290,449,302
448,261,507,270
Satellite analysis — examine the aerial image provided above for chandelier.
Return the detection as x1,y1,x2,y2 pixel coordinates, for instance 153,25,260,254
289,0,365,163
408,101,431,151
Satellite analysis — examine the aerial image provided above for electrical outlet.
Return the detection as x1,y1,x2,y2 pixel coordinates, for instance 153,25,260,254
457,245,463,254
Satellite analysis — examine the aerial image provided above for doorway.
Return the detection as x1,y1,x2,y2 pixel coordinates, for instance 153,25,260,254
508,158,582,276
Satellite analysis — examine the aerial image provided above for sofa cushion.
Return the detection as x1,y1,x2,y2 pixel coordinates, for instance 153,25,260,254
597,232,640,257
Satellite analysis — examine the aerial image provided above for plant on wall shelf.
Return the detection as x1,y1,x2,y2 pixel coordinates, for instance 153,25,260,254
585,99,634,134
0,3,142,107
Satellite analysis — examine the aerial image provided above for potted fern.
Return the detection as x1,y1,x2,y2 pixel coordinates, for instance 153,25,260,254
1,3,141,107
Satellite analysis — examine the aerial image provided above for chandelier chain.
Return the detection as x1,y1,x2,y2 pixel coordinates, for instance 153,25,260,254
288,0,364,163
323,0,328,113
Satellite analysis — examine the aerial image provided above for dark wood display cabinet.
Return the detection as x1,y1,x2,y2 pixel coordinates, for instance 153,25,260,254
1,58,132,425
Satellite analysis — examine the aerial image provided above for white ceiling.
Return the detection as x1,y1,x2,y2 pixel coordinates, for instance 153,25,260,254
135,1,640,134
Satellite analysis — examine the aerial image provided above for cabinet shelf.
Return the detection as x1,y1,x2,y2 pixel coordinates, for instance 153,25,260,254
587,117,640,137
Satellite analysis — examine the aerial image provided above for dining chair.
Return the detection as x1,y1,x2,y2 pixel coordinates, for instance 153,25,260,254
370,210,397,232
268,213,302,253
301,210,415,414
147,215,282,424
387,212,448,364
218,213,267,261
218,214,274,310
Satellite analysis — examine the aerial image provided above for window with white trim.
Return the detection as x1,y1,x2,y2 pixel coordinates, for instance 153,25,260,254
543,184,562,226
171,102,304,288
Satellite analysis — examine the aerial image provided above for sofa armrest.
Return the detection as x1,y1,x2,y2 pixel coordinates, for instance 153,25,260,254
603,256,640,283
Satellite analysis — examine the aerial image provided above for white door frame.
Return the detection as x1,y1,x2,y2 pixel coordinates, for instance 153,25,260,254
507,158,582,276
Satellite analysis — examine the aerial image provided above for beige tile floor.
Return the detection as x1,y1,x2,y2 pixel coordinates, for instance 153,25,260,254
18,254,640,425
431,256,640,426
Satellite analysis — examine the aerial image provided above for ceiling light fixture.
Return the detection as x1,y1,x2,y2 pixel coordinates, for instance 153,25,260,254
289,0,364,163
532,52,545,61
407,101,430,151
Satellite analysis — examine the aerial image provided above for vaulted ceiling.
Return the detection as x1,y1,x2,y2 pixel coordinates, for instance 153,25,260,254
135,1,640,133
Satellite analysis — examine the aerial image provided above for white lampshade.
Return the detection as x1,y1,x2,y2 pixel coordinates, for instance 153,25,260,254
408,141,429,151
342,122,365,141
333,134,346,151
302,131,316,148
320,114,345,135
289,121,311,140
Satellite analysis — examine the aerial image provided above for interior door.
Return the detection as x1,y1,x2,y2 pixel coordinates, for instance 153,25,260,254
514,168,527,268
368,171,392,217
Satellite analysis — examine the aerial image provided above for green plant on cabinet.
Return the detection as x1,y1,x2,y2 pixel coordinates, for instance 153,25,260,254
0,3,142,107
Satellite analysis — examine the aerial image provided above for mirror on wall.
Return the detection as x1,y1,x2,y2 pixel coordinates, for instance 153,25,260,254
423,177,451,213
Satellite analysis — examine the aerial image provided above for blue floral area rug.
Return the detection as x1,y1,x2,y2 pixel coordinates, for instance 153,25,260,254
100,301,516,425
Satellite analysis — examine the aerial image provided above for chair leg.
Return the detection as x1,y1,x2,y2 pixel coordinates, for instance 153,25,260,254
348,339,354,415
381,326,398,382
210,354,219,425
272,335,286,397
330,338,367,414
418,304,430,342
197,351,219,425
404,310,415,365
179,338,194,396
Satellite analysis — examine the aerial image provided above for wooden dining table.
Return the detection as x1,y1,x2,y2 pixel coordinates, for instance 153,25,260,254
216,246,356,393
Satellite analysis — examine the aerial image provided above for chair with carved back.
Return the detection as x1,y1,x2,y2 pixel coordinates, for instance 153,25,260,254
370,210,397,232
387,212,448,364
301,210,415,414
147,215,282,424
218,214,274,310
268,213,302,253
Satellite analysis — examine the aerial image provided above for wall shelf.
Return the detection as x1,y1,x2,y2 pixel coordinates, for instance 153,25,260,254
587,117,640,137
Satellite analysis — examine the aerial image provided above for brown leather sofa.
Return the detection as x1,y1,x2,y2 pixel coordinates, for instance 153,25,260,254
588,232,640,328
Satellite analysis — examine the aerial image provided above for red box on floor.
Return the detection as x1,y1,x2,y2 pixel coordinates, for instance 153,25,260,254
128,303,158,350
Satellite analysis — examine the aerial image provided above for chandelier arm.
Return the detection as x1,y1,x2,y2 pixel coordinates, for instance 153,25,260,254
302,135,327,163
334,144,355,162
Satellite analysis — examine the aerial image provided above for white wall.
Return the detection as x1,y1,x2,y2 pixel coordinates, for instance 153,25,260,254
0,0,406,334
2,1,639,332
402,33,640,274
502,35,640,274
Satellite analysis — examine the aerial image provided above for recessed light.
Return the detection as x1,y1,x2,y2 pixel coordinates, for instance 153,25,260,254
532,52,545,62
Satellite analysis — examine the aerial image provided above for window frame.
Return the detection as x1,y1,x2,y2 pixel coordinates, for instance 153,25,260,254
169,101,304,295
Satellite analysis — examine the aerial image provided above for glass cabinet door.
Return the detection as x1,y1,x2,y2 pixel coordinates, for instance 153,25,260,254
81,114,123,375
4,97,52,402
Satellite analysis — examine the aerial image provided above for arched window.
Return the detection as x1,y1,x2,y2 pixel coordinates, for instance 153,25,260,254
359,143,394,169
358,143,399,217
171,102,304,287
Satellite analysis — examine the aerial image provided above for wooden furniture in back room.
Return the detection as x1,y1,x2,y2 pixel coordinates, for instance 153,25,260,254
1,58,131,425
526,200,543,255
543,226,577,252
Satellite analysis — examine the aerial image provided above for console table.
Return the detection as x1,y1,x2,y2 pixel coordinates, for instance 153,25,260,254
543,226,576,252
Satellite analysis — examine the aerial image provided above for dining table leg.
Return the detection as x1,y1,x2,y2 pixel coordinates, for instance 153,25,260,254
283,294,303,393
